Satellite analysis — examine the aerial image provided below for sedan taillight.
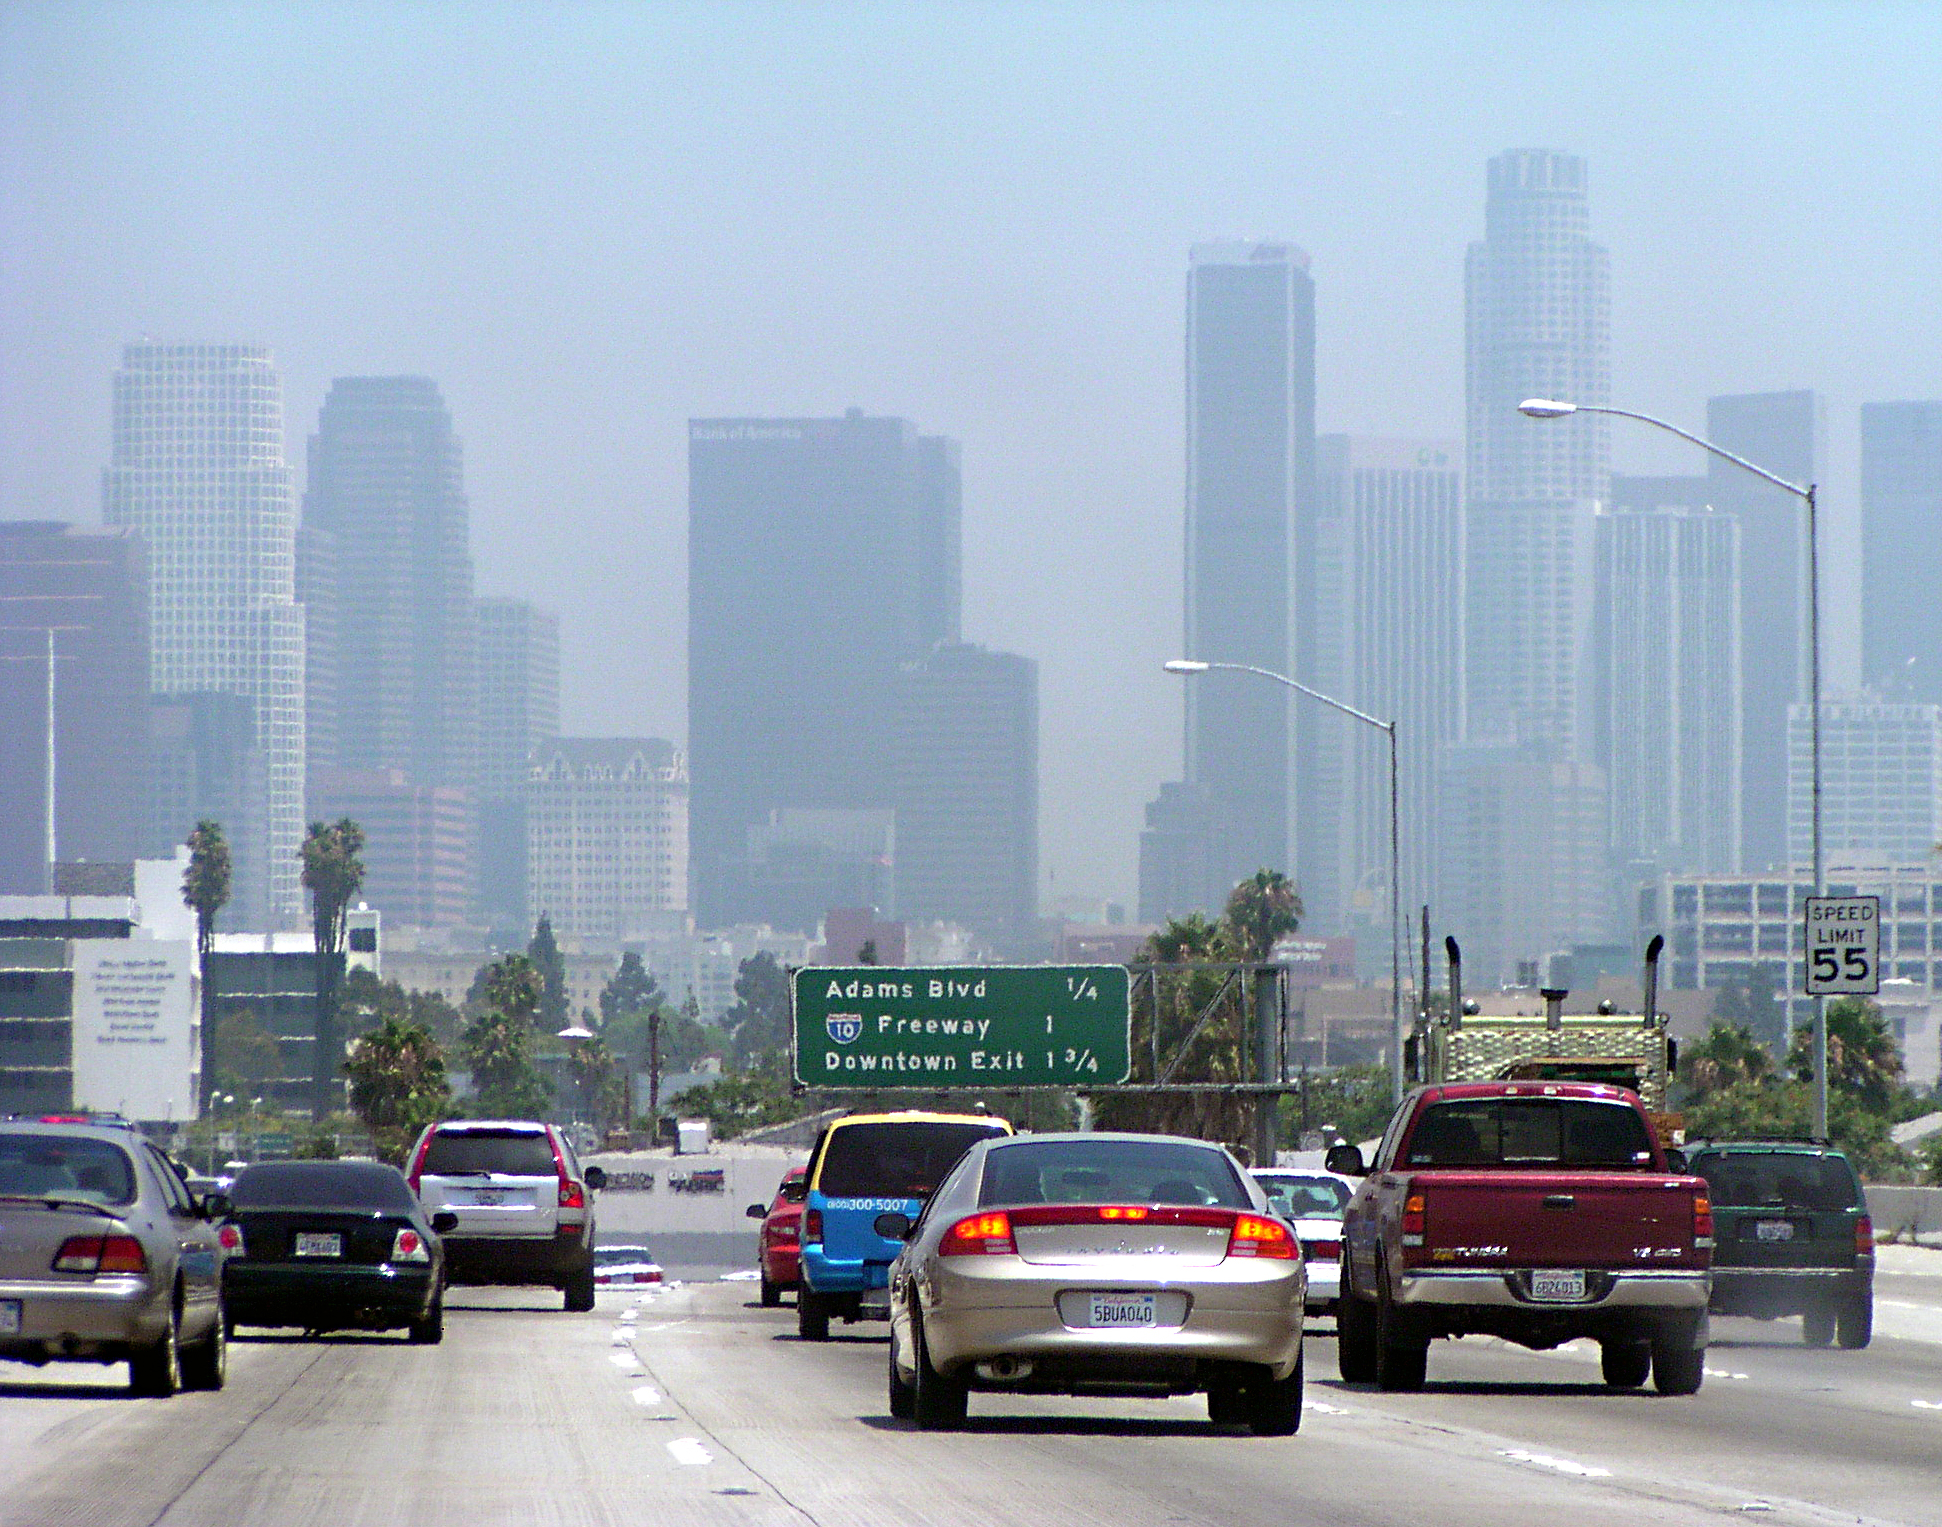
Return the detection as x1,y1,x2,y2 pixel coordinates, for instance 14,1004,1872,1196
1301,1238,1343,1262
52,1234,147,1274
218,1224,243,1252
940,1211,1016,1256
1226,1213,1296,1259
390,1228,431,1264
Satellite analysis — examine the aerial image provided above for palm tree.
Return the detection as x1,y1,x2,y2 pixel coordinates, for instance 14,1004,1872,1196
1678,1021,1773,1100
300,818,366,1122
181,820,231,1119
1223,869,1303,962
1790,997,1903,1112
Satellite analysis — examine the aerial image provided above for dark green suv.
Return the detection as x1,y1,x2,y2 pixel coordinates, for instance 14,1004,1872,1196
1682,1140,1873,1348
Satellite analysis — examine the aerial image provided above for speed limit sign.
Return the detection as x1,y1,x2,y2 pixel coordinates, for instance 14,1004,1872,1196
1803,896,1881,995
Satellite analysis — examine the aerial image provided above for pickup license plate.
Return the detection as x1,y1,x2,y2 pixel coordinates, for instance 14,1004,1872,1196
293,1232,342,1258
1755,1219,1795,1242
1088,1292,1158,1328
0,1299,19,1336
1528,1270,1587,1302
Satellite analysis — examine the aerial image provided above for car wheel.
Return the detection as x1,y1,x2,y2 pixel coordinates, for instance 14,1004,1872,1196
760,1275,781,1309
910,1314,967,1431
1244,1347,1303,1437
1836,1294,1872,1350
797,1288,830,1342
409,1294,445,1345
1801,1304,1835,1347
1599,1338,1650,1389
129,1303,182,1398
1374,1275,1427,1392
181,1301,228,1391
564,1266,596,1313
1337,1285,1378,1384
1651,1320,1705,1395
887,1322,917,1421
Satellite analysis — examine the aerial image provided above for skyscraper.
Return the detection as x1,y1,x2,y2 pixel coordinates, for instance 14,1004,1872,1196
476,596,561,937
687,411,960,928
1788,699,1942,866
1597,478,1741,878
1861,401,1942,702
1140,241,1316,922
0,523,148,892
103,343,307,923
525,739,689,943
1307,437,1464,948
1707,390,1823,871
892,642,1038,955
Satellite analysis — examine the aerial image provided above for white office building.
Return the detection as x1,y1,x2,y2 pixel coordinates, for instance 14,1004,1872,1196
1788,699,1942,867
526,738,688,943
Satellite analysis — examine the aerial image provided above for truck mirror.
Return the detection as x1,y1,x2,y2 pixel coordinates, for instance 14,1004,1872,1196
1663,1148,1688,1174
1324,1144,1366,1177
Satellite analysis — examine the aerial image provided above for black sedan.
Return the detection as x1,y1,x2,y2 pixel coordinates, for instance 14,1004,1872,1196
220,1161,455,1342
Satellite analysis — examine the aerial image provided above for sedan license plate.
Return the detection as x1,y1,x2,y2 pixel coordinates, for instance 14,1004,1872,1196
1755,1219,1795,1242
1088,1292,1158,1328
1528,1270,1588,1302
293,1232,342,1258
0,1299,19,1336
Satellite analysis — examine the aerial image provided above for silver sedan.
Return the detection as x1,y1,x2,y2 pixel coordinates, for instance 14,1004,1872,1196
883,1132,1305,1434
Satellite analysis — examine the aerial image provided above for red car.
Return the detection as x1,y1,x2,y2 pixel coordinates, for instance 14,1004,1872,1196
746,1166,807,1306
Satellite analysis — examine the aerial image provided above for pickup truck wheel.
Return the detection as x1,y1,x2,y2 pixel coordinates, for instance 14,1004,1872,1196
1337,1286,1378,1384
797,1288,831,1342
1244,1347,1303,1437
910,1314,967,1431
1801,1305,1835,1347
1599,1338,1650,1389
1374,1279,1427,1392
1651,1325,1705,1395
1836,1294,1872,1349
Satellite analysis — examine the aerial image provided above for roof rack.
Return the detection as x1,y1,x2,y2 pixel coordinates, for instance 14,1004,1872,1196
1683,1134,1834,1149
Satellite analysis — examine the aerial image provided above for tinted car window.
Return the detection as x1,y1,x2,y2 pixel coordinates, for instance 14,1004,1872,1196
979,1139,1249,1208
421,1129,557,1176
0,1134,136,1205
1693,1152,1862,1211
817,1122,1005,1198
1406,1099,1654,1168
232,1162,421,1212
594,1246,655,1266
1256,1175,1351,1217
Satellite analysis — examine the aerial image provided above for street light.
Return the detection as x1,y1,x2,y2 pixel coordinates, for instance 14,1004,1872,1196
1164,658,1406,1101
1519,397,1829,1135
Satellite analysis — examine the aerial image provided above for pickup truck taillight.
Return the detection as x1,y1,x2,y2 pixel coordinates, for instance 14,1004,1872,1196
802,1207,823,1244
940,1211,1016,1256
1693,1192,1714,1248
1401,1193,1427,1248
1856,1215,1875,1256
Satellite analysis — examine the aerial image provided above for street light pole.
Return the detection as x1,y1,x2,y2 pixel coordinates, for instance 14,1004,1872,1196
1164,658,1406,1101
1519,398,1828,1135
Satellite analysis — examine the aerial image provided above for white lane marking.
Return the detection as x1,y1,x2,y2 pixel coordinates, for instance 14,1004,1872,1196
642,1319,690,1332
632,1385,662,1406
667,1438,713,1466
1308,1402,1349,1415
607,1350,638,1368
611,1330,634,1346
720,1269,760,1281
1704,1366,1750,1380
1912,1398,1942,1410
618,1312,638,1324
1496,1448,1612,1479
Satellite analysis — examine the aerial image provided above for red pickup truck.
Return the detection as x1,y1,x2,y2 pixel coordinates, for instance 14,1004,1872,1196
1328,1081,1712,1395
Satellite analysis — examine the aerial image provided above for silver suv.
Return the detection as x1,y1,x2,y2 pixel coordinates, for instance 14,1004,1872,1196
0,1121,228,1395
406,1121,606,1311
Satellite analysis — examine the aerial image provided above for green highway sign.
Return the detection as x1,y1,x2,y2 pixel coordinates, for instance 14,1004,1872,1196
793,965,1132,1089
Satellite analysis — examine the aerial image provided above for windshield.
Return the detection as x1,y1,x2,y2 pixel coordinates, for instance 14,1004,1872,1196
232,1162,420,1212
816,1122,1006,1199
421,1130,558,1177
1405,1099,1656,1169
1693,1153,1862,1211
1255,1174,1351,1218
980,1139,1250,1208
0,1134,136,1205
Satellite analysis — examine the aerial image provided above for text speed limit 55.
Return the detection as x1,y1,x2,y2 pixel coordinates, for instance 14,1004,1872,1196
1803,896,1880,996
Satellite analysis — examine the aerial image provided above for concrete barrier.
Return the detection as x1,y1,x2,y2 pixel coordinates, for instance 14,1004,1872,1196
587,1145,802,1240
1866,1184,1942,1243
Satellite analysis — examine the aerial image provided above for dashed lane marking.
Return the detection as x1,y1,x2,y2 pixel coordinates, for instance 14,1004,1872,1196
1911,1399,1942,1411
1495,1448,1613,1479
608,1350,642,1368
1705,1367,1750,1380
667,1438,713,1466
632,1385,662,1406
1308,1402,1349,1415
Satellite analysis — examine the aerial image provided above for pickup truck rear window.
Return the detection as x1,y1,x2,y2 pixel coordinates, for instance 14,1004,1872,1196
1406,1099,1655,1169
1692,1153,1861,1211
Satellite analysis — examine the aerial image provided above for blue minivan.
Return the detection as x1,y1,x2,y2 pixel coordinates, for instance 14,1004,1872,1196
797,1110,1012,1340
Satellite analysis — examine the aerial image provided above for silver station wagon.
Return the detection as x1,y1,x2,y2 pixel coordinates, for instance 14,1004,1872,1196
883,1132,1305,1434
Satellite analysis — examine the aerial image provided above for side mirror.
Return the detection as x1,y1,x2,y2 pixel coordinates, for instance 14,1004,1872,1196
746,1202,767,1219
200,1192,233,1221
1663,1148,1688,1174
583,1165,607,1191
873,1211,913,1241
431,1210,459,1234
1324,1144,1367,1177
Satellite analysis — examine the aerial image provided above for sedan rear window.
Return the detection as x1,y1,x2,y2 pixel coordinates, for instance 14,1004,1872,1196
1693,1153,1862,1211
0,1134,136,1205
1406,1099,1655,1169
232,1162,419,1213
421,1129,557,1177
980,1139,1249,1208
816,1122,1006,1199
1255,1175,1351,1218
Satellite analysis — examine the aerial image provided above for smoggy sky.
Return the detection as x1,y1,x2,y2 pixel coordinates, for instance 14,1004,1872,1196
4,2,1940,910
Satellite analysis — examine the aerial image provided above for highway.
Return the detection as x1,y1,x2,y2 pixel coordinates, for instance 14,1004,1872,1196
1,1247,1938,1527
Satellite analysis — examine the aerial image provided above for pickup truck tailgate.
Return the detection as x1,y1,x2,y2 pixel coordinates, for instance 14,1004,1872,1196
1420,1172,1698,1267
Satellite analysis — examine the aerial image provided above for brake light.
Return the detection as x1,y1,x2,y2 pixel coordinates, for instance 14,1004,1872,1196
1693,1192,1714,1248
1098,1205,1150,1220
390,1228,431,1265
1302,1239,1343,1262
1401,1193,1427,1248
52,1234,146,1275
803,1207,822,1244
559,1180,586,1211
940,1211,1016,1256
218,1224,243,1252
1227,1212,1295,1259
1856,1215,1874,1256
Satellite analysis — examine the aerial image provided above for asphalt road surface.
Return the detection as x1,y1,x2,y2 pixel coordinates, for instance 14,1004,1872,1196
1,1268,1938,1527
